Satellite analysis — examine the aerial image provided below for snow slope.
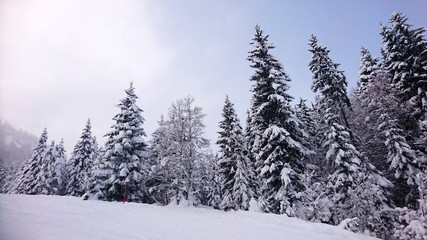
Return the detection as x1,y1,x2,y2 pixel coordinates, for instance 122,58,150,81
0,194,378,240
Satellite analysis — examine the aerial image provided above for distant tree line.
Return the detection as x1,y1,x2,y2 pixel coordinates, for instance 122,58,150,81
2,12,426,240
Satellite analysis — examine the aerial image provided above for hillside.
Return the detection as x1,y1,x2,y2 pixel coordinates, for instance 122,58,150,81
0,194,378,240
0,120,38,167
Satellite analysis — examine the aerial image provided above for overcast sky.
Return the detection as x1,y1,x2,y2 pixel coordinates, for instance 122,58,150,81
1,0,426,154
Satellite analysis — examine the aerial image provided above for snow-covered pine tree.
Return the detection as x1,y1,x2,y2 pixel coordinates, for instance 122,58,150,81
379,113,418,185
296,170,332,223
207,154,222,209
308,35,352,135
217,96,251,210
381,12,427,124
53,139,67,195
357,47,380,98
147,115,171,205
350,50,387,174
308,35,390,232
66,119,97,197
392,171,427,240
295,98,318,165
0,160,17,193
244,110,258,199
247,25,308,215
217,96,237,210
32,140,57,195
11,128,48,194
86,83,148,203
193,151,218,206
378,113,423,207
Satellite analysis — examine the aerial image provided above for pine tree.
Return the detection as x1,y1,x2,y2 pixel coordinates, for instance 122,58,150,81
244,111,258,199
0,160,17,193
247,25,308,215
379,113,419,185
295,98,317,165
296,170,332,223
147,115,171,205
11,128,48,194
217,96,251,210
309,35,352,135
357,47,380,97
86,83,148,203
33,140,57,195
381,12,427,122
308,35,389,231
53,139,67,195
66,119,97,197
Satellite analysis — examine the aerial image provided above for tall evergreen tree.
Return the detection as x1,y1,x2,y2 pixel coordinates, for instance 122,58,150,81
244,111,258,198
357,47,380,97
309,35,352,135
247,25,308,215
66,119,97,197
308,35,390,231
0,160,17,193
53,139,67,195
217,96,251,210
32,140,57,195
147,115,171,205
11,128,48,194
381,12,427,123
295,98,317,165
86,83,148,203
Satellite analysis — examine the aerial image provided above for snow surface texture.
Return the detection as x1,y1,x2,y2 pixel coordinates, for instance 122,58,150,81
0,194,378,240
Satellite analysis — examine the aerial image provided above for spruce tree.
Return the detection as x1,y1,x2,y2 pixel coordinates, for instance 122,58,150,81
381,12,427,122
308,35,389,231
381,12,427,155
295,98,317,165
53,139,67,195
247,25,308,215
66,119,96,197
357,47,380,97
32,140,57,195
309,35,352,134
0,160,17,193
217,96,251,210
86,83,148,202
147,115,171,205
11,128,48,194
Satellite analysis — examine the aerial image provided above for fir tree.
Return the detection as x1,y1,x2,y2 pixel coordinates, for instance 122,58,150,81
147,115,171,205
308,35,352,134
308,35,390,231
217,96,251,210
357,47,380,97
66,119,96,197
295,98,317,165
0,160,17,193
11,128,48,194
247,25,308,215
381,12,427,122
33,140,57,195
86,83,148,203
53,139,67,195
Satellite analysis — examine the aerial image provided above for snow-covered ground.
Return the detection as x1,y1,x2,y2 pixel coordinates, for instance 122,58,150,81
0,194,378,240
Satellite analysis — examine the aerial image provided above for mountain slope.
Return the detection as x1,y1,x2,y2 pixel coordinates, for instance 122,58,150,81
0,194,378,240
0,121,38,167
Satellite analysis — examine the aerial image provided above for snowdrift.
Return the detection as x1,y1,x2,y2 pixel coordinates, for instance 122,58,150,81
0,194,377,240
